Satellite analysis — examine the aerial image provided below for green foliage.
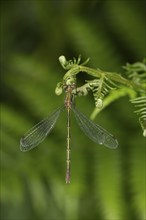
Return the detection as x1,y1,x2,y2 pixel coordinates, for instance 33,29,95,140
58,55,146,137
123,59,146,137
1,1,145,220
130,96,146,137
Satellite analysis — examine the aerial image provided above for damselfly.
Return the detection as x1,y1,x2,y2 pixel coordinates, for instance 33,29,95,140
20,83,118,183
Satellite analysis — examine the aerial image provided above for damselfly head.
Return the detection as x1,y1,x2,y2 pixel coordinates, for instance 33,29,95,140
63,80,76,93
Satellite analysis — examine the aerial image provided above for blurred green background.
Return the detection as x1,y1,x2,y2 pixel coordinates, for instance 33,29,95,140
1,0,145,220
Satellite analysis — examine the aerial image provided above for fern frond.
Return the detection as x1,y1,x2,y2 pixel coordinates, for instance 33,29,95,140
123,59,146,92
86,76,117,108
130,96,146,137
90,87,136,120
59,55,90,70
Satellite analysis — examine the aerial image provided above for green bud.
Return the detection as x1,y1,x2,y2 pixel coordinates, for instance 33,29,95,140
95,98,103,108
59,55,67,66
55,82,63,95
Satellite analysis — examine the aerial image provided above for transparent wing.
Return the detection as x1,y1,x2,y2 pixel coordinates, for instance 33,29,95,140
72,106,118,149
20,106,64,152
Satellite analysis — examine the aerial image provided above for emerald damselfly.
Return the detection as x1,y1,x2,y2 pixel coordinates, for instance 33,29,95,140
20,83,118,183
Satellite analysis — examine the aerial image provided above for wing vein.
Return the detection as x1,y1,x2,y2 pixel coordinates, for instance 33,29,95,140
20,105,64,152
72,106,118,149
